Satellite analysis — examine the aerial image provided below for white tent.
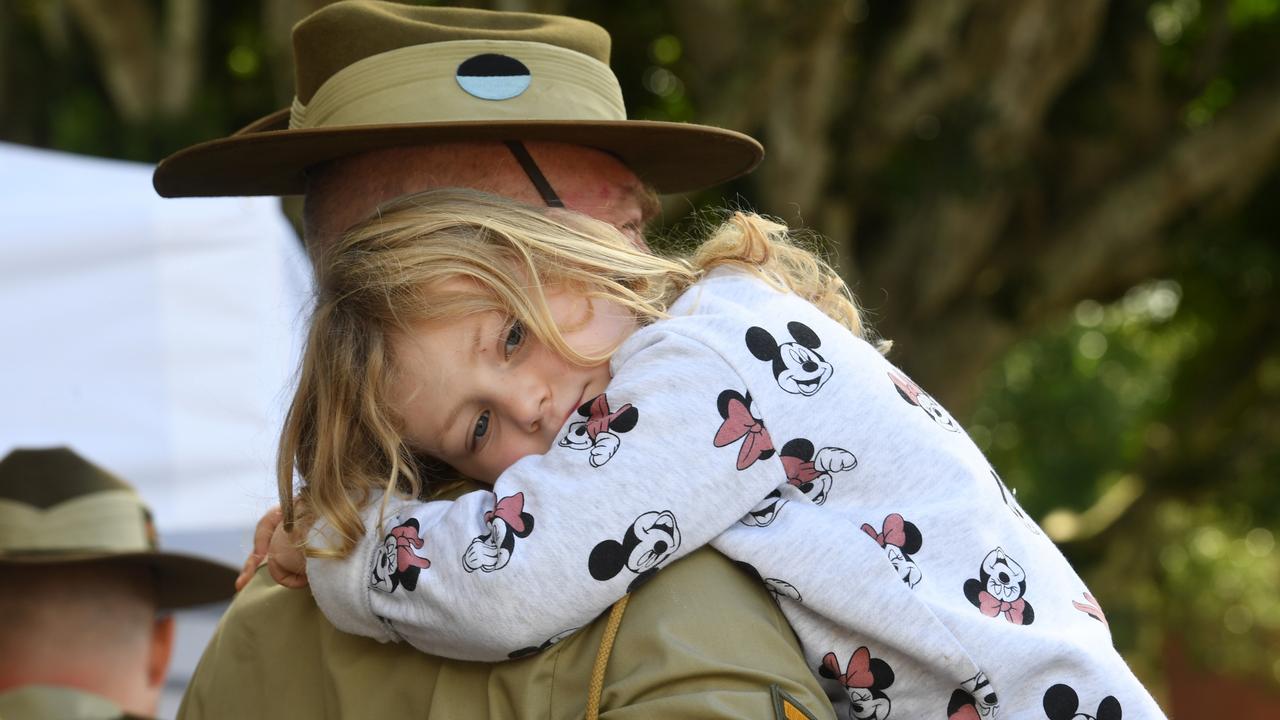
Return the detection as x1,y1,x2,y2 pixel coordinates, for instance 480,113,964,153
0,142,313,715
0,142,311,562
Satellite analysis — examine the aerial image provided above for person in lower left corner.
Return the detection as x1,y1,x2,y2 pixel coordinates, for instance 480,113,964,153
0,447,238,720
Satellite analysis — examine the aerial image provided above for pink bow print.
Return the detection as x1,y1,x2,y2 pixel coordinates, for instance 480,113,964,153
714,396,775,470
585,394,632,442
1072,591,1108,626
977,590,1026,624
822,647,876,689
782,456,820,486
485,492,527,534
390,524,430,573
861,513,907,548
888,370,922,406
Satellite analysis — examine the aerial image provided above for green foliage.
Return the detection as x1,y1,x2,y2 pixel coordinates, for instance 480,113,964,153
971,279,1192,517
1156,502,1280,684
0,0,282,162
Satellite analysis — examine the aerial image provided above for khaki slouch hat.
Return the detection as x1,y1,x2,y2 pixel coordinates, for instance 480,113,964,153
0,447,238,609
154,1,763,197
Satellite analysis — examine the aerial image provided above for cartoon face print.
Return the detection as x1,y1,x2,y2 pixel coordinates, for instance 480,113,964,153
819,647,895,720
860,513,923,588
462,492,535,573
964,547,1035,625
558,394,638,467
730,560,803,603
948,672,999,719
1042,683,1122,720
732,558,798,602
588,510,681,592
714,389,776,470
764,577,803,603
740,487,789,527
369,518,431,593
778,438,857,506
888,370,959,432
507,626,578,659
746,321,833,396
992,469,1042,535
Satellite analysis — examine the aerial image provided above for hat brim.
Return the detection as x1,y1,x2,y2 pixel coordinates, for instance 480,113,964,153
1,550,238,609
153,110,764,198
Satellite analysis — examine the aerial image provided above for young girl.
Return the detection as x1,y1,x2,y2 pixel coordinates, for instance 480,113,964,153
278,189,1163,719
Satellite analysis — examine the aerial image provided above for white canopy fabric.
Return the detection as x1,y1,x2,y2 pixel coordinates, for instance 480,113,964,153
0,142,311,551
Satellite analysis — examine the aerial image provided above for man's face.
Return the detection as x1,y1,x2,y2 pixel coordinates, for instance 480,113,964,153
304,141,658,250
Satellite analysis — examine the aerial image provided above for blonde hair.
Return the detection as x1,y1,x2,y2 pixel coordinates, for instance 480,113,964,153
281,188,882,557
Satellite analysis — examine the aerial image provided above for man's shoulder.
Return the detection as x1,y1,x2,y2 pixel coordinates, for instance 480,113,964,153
590,548,834,719
180,565,445,717
0,685,144,720
181,548,813,719
624,547,783,626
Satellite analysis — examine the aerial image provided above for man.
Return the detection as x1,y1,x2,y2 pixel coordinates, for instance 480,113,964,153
155,3,835,718
0,447,238,720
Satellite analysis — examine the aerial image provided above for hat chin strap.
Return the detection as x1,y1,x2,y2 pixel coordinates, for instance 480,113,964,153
290,39,626,130
505,141,565,208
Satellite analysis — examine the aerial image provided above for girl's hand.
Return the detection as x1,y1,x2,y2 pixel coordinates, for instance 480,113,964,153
267,515,309,589
235,506,281,591
234,505,309,590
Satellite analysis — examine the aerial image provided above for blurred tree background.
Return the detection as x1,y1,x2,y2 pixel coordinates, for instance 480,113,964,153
3,0,1277,714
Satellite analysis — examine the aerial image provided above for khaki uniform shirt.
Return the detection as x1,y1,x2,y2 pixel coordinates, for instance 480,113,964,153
0,685,149,720
178,548,834,719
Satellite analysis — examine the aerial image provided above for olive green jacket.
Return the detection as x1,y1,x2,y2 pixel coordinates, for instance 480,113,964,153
178,549,834,719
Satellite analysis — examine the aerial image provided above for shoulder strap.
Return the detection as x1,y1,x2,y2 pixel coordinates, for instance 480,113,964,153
585,594,632,719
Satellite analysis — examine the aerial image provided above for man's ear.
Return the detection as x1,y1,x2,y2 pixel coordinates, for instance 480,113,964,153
147,614,176,688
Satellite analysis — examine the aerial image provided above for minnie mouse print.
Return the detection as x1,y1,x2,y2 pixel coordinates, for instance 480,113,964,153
462,492,535,573
888,370,960,432
964,547,1036,625
777,438,856,506
819,646,895,720
713,389,775,470
558,393,638,467
861,513,923,588
369,518,431,593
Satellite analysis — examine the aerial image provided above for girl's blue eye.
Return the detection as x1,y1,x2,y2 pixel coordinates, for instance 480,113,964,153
473,411,490,443
504,320,525,358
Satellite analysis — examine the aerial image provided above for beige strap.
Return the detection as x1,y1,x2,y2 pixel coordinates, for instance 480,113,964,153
291,39,626,130
585,593,631,720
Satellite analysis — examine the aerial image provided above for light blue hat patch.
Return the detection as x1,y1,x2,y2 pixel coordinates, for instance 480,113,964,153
456,54,532,101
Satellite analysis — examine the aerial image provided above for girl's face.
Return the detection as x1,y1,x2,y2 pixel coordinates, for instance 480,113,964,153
389,283,638,484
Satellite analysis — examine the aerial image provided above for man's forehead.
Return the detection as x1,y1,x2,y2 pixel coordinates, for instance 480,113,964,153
327,141,640,195
304,140,650,248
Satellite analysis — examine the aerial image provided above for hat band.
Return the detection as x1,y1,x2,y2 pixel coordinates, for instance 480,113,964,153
290,39,627,130
0,490,152,555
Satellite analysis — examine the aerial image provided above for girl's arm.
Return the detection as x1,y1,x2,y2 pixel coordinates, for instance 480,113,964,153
305,330,790,661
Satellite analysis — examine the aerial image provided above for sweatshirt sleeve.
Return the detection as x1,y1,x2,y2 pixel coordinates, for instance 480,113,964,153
305,329,789,661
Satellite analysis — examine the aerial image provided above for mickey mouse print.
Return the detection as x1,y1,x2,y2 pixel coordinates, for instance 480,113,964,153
746,321,834,396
